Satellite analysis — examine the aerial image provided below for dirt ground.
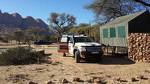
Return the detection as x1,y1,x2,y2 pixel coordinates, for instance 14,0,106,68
0,44,150,84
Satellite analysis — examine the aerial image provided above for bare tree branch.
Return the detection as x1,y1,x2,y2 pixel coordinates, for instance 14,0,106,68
134,0,150,7
49,13,76,36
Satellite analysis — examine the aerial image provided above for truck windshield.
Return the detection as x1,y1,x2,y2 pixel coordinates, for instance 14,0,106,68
74,37,92,42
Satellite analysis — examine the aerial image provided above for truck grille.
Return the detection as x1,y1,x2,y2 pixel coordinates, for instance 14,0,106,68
85,47,101,52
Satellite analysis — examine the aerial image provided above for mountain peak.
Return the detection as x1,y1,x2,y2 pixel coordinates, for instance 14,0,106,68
11,13,22,18
0,10,48,30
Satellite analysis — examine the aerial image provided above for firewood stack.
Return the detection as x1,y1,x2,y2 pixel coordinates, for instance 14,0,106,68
128,33,150,63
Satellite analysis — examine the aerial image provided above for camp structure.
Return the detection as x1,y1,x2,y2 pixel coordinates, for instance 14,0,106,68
100,10,150,62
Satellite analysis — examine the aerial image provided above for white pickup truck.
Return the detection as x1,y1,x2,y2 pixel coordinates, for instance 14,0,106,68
58,35,103,63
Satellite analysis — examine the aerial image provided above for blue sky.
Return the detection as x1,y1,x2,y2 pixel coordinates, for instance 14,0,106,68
0,0,94,25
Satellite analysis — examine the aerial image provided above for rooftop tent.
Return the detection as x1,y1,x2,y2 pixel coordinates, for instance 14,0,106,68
129,11,150,33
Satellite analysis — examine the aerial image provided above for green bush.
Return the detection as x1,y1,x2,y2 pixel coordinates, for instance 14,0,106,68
0,47,48,65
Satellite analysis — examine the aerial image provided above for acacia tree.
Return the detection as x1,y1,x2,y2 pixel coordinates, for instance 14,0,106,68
68,24,100,42
49,13,76,37
86,0,149,24
14,30,25,45
25,27,46,41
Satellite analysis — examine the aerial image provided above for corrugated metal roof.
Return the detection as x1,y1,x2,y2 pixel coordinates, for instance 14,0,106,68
101,10,146,27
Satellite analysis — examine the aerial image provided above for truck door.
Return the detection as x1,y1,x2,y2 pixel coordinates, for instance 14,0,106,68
68,37,74,55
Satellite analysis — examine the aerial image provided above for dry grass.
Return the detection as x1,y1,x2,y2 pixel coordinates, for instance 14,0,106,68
0,43,149,84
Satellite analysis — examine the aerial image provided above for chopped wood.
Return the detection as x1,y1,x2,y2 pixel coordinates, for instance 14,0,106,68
128,33,150,63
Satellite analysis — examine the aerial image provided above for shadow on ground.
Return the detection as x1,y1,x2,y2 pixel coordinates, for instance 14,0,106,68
99,55,135,65
79,55,135,65
63,55,135,65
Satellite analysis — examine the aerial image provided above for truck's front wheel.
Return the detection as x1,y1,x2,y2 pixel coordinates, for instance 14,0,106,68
75,51,80,63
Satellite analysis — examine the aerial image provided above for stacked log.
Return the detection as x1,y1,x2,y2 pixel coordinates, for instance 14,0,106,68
128,33,150,63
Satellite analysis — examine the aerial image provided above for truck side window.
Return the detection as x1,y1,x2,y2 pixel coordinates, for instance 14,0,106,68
69,37,73,43
67,37,70,43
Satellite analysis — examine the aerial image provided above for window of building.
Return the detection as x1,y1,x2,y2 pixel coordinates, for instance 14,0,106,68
118,26,126,38
110,28,116,37
103,29,108,38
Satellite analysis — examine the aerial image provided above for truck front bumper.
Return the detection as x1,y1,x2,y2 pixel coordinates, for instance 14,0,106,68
80,51,103,59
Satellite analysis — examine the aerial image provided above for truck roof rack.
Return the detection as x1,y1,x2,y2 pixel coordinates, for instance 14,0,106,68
62,34,86,37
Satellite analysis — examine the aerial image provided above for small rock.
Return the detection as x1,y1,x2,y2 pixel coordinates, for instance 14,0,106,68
92,77,106,84
138,75,148,80
29,81,38,84
86,79,92,83
51,61,61,65
73,77,84,82
115,77,127,82
35,68,43,71
144,70,150,73
47,80,53,84
89,72,96,75
116,77,121,81
61,78,69,83
46,64,49,66
6,69,9,71
35,68,45,72
106,75,111,78
73,77,80,82
120,79,128,82
49,74,55,78
65,73,71,75
18,66,22,69
98,72,103,74
46,69,50,72
93,78,101,83
131,77,139,82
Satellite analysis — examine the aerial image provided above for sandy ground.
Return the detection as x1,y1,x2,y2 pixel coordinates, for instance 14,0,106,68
0,44,150,84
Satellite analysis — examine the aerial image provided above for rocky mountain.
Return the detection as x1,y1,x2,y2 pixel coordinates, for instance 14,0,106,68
0,10,48,32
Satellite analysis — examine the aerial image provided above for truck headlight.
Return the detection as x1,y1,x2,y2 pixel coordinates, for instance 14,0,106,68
80,47,86,51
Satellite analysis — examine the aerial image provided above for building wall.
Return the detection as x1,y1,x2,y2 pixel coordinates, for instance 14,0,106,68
128,33,150,63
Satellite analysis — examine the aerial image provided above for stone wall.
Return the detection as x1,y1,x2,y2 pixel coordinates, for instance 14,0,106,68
128,33,150,63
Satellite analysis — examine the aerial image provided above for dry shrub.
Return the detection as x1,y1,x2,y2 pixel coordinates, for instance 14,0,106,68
0,47,48,65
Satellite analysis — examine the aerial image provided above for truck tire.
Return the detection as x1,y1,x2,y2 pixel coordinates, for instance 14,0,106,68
96,53,103,62
63,53,66,57
99,53,103,60
75,51,80,63
97,56,102,62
